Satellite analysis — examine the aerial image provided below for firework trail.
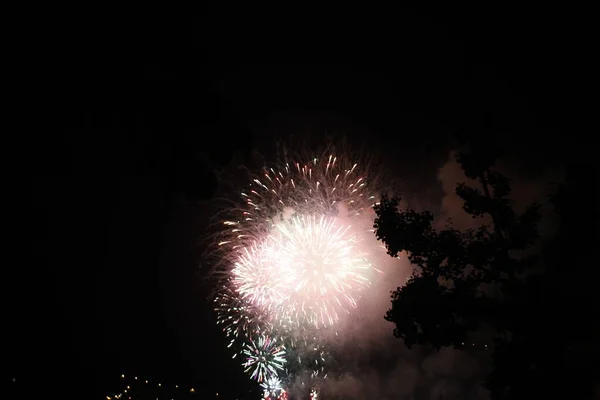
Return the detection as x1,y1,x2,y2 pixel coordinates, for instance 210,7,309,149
213,152,386,398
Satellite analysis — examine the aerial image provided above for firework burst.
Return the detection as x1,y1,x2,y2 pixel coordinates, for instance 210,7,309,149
212,151,387,395
243,335,287,382
214,285,274,350
232,213,376,329
217,154,376,251
219,154,380,324
260,376,288,399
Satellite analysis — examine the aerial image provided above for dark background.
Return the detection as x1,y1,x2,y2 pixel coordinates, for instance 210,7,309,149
17,7,588,399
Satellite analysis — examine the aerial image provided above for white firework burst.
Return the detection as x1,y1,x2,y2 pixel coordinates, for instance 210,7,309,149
243,335,286,382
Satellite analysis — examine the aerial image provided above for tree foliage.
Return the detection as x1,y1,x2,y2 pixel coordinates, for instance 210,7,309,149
374,152,541,352
372,149,600,399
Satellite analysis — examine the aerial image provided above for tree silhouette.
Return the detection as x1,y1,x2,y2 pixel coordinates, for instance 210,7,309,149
374,149,541,347
373,149,598,399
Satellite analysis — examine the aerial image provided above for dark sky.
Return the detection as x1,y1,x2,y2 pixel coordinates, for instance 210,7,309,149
19,8,586,400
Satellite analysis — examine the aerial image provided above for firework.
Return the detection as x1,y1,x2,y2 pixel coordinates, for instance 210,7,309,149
221,155,380,326
243,335,287,382
260,376,283,392
214,285,275,351
213,152,386,396
217,155,376,251
232,213,375,329
260,376,288,399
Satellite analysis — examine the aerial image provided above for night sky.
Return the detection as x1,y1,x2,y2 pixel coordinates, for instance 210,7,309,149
18,8,588,399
